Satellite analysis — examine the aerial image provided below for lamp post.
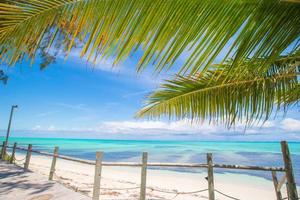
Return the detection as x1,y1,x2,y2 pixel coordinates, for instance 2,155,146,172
0,70,8,85
4,105,18,151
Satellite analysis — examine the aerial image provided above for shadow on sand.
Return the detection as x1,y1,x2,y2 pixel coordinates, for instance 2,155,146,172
0,161,54,196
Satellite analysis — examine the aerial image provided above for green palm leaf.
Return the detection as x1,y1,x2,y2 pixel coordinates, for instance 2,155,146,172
136,55,300,127
0,0,299,75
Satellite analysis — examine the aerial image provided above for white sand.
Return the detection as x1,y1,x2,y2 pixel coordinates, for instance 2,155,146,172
0,161,89,200
11,152,298,200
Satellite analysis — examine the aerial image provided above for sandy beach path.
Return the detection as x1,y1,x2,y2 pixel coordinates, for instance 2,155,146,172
0,161,90,200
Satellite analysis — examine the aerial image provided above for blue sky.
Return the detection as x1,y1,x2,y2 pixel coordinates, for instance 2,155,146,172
0,51,300,141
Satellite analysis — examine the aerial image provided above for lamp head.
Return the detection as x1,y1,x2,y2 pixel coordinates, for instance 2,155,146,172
1,76,8,84
0,70,8,85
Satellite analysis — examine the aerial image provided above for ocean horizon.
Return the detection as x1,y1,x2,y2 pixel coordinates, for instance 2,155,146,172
1,136,300,185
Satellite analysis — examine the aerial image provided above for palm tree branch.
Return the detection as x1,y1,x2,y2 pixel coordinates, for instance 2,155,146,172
136,57,300,127
7,1,77,29
150,72,300,105
0,0,299,75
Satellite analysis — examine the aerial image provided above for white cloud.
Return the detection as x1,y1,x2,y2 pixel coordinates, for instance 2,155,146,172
32,125,56,131
36,110,60,117
32,125,41,130
54,103,90,111
28,119,222,134
95,119,221,135
281,118,300,132
261,120,276,128
122,90,150,98
59,48,123,73
28,118,300,138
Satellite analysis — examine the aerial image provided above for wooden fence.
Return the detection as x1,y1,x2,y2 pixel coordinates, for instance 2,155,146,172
0,140,298,200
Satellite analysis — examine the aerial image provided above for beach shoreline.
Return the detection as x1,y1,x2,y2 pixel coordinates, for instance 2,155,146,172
12,152,299,200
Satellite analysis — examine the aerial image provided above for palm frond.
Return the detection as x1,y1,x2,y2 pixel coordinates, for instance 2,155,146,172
136,55,300,127
283,84,300,106
0,0,299,75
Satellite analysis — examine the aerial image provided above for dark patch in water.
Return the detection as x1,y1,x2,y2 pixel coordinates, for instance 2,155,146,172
102,151,141,161
154,145,180,148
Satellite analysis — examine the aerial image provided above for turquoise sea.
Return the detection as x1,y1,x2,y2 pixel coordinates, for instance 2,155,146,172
1,137,300,185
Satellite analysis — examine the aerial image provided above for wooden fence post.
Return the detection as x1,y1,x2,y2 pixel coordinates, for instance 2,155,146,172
0,141,5,159
271,171,283,200
92,152,103,200
207,153,215,200
10,142,17,164
281,141,298,200
24,144,32,170
3,141,8,157
49,146,59,180
140,152,148,200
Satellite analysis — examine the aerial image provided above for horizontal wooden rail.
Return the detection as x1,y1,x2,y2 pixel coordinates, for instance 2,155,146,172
213,164,285,172
5,145,285,172
13,146,95,165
